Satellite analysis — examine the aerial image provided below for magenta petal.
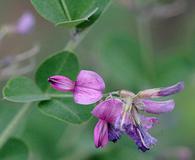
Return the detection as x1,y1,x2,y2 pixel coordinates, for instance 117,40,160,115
48,75,75,92
140,116,159,130
94,120,108,148
73,70,105,105
137,99,175,114
92,98,123,124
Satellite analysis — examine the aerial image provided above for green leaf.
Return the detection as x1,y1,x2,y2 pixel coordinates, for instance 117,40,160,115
0,138,28,160
3,77,50,103
39,99,93,124
36,51,92,124
31,0,110,29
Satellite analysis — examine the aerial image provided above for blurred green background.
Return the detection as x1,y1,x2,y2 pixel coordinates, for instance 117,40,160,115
0,0,195,159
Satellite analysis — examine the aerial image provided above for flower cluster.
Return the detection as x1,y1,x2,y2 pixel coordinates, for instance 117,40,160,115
48,70,184,152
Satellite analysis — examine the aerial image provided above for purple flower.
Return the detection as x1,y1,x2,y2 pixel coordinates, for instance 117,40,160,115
135,99,175,114
16,12,35,34
92,82,184,151
123,124,157,152
137,82,184,98
48,70,105,105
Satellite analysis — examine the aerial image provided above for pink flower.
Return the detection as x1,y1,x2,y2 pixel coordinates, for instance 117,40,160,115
48,70,105,105
16,12,35,34
92,99,122,148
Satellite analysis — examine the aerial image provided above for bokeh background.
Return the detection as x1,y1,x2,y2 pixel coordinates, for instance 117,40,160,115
0,0,195,159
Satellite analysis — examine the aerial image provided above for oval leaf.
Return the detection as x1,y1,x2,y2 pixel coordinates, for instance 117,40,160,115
31,0,110,30
39,99,93,124
0,138,28,160
3,76,49,103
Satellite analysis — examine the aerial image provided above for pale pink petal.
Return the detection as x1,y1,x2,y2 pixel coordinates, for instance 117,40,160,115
92,98,123,124
73,70,105,105
48,75,75,92
136,99,175,114
76,70,105,91
73,87,103,105
94,120,108,148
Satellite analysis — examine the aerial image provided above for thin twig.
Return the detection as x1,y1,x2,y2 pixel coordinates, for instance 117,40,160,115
0,103,32,149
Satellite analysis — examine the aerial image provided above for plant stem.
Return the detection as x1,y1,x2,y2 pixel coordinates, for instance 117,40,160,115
47,91,119,99
0,27,8,42
0,103,32,149
47,94,73,98
64,0,112,52
0,26,14,42
135,1,156,82
64,29,90,51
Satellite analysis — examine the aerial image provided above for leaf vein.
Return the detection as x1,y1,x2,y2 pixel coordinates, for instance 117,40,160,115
59,0,72,21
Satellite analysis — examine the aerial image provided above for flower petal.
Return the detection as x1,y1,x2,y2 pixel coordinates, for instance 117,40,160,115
136,99,175,114
92,98,123,124
73,87,103,105
73,70,105,105
137,126,157,151
48,75,75,92
76,70,105,91
158,81,184,97
94,120,108,148
108,124,121,143
140,116,159,130
124,124,157,152
138,82,184,98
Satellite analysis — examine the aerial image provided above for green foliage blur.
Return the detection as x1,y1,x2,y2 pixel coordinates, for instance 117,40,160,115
0,0,195,159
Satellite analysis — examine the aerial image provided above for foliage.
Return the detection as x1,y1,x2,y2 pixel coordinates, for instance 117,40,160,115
0,0,195,160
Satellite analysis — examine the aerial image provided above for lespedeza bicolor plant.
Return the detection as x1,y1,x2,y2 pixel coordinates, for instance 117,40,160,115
0,0,185,157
